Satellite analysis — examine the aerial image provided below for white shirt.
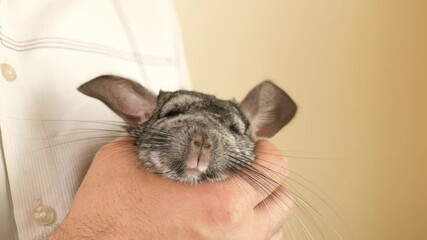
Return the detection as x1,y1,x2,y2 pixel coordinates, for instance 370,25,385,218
0,1,190,239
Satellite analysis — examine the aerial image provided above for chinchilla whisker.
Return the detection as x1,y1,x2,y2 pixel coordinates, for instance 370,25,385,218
251,160,327,205
228,151,298,187
228,155,294,190
109,138,137,145
71,128,128,133
230,167,263,192
1,115,127,127
253,157,343,220
27,139,108,155
169,160,182,170
227,159,298,214
228,172,254,196
139,127,178,137
141,135,187,148
226,157,272,191
331,226,345,240
236,146,334,160
278,181,342,230
228,154,337,239
288,189,327,240
141,135,175,142
230,150,342,217
234,172,290,210
294,213,315,240
239,170,303,216
55,119,125,126
282,186,344,232
34,135,127,152
286,214,309,240
281,203,317,240
138,130,186,145
143,139,186,149
287,217,305,240
35,131,128,141
267,153,330,160
141,139,186,149
139,131,172,138
285,220,297,240
141,139,169,145
144,136,184,147
267,179,324,221
284,155,337,160
9,130,123,141
140,146,170,151
260,188,314,240
154,172,165,176
236,145,334,160
98,142,138,157
279,175,342,240
230,162,288,202
227,161,275,198
103,149,136,159
268,190,295,216
231,153,344,231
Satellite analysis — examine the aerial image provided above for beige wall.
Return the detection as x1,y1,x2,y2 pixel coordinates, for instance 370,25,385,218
173,1,426,239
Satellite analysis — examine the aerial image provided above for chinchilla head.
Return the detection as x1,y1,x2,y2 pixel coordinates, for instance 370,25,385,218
78,75,297,184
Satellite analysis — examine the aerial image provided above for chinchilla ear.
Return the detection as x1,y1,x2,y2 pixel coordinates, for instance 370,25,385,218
78,75,157,127
240,80,297,138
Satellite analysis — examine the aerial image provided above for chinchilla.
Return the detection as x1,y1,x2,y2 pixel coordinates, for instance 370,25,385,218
78,75,297,184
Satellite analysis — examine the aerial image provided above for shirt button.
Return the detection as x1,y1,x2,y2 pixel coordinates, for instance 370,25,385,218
32,205,56,225
1,63,17,81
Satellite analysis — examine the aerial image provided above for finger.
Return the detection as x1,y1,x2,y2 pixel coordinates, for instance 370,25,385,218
94,136,136,161
227,140,289,206
254,186,294,238
90,136,141,179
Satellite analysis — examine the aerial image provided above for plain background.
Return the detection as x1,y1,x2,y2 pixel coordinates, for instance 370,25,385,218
173,0,427,239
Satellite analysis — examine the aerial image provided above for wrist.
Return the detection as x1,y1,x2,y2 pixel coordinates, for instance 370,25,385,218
45,212,121,240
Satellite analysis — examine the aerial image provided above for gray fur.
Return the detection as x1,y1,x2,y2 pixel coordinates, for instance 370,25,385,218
78,75,297,184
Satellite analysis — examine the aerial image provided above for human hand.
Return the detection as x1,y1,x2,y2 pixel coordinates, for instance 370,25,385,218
47,137,293,240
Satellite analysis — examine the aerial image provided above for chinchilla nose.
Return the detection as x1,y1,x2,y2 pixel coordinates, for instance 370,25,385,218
191,135,212,151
